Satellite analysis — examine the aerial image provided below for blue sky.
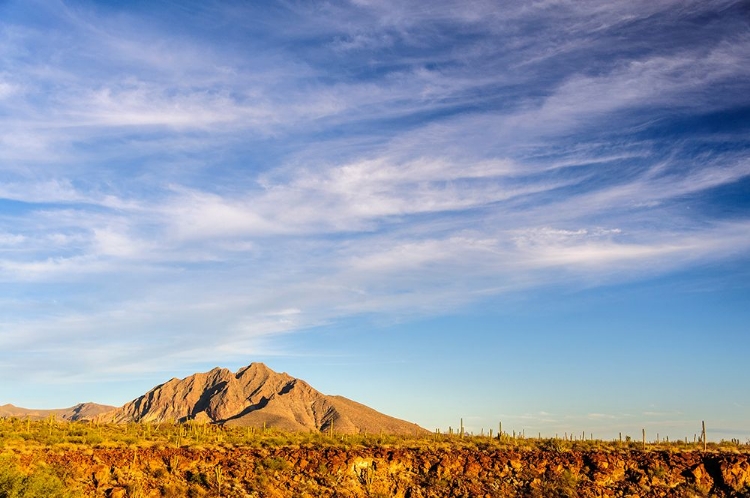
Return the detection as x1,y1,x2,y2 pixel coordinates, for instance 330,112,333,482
0,0,749,441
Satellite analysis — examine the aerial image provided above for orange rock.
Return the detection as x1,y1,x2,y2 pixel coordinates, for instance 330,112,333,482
720,458,750,491
106,487,127,498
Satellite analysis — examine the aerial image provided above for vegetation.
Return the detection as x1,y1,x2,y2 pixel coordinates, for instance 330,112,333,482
1,417,749,497
0,455,74,498
1,416,746,453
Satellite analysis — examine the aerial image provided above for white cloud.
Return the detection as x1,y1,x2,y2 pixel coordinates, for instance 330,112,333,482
0,256,114,281
162,189,276,240
501,43,750,139
92,227,152,258
0,233,26,245
0,80,19,100
511,221,750,276
347,236,497,275
0,179,82,203
0,0,747,400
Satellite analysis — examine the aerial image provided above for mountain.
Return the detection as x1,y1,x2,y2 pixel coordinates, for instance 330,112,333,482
0,402,115,422
101,362,426,435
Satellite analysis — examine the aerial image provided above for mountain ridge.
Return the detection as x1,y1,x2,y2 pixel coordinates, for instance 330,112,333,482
0,402,115,422
99,362,426,435
3,363,424,435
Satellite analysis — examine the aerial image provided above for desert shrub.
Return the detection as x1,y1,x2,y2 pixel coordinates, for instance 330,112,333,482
122,436,139,445
186,470,209,487
0,458,22,497
85,433,103,445
532,469,578,498
0,456,76,498
160,481,188,498
187,484,207,498
539,438,565,453
260,456,289,472
124,479,146,498
649,465,666,479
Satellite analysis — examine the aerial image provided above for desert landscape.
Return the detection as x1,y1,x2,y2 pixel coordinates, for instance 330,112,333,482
2,364,749,497
2,2,748,497
1,419,750,497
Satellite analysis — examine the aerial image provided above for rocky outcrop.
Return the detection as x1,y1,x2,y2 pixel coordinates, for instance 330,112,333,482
13,446,750,497
100,363,424,435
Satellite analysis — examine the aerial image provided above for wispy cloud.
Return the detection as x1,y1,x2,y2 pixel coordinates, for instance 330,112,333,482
0,0,747,398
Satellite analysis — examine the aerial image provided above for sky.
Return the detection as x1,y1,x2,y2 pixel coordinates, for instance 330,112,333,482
0,0,748,442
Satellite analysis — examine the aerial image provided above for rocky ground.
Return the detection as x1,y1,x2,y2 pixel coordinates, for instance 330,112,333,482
6,444,750,497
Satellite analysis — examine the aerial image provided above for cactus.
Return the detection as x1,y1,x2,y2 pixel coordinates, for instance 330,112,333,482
167,455,180,474
215,465,223,493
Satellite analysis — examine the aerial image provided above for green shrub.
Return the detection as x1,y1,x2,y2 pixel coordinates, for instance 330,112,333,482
186,470,209,487
0,457,23,497
0,456,77,498
260,456,289,472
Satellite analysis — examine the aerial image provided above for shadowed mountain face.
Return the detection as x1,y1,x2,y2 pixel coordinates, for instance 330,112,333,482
102,363,425,435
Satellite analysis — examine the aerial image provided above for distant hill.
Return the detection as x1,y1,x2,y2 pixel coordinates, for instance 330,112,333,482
0,402,115,422
99,362,425,435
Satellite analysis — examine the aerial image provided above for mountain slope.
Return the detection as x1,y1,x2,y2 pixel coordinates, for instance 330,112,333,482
0,402,115,421
103,363,425,435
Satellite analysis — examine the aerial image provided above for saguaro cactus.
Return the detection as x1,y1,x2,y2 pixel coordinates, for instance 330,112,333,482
215,465,223,493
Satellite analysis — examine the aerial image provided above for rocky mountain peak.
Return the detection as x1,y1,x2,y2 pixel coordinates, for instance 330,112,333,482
101,363,424,435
